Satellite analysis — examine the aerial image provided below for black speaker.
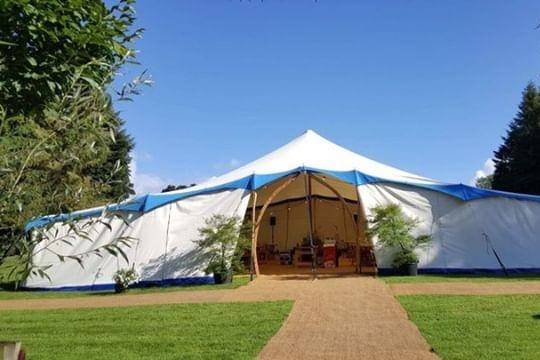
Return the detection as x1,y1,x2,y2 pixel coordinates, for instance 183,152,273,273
353,214,359,224
270,216,276,226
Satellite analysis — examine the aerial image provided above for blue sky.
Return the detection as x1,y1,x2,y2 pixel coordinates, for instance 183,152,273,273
115,1,540,193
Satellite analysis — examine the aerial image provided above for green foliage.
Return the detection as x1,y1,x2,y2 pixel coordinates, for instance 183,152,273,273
0,79,120,268
475,174,493,189
0,300,293,359
196,215,251,277
0,0,141,117
112,267,138,292
399,294,540,359
392,249,419,268
90,117,135,200
0,0,148,283
492,83,540,195
381,274,540,283
367,204,431,267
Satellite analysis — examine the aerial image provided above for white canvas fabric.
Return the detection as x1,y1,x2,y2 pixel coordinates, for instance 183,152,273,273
26,189,249,289
25,130,540,289
359,183,540,272
154,130,439,201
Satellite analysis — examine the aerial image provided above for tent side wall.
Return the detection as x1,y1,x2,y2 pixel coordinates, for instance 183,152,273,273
358,183,540,273
24,189,250,290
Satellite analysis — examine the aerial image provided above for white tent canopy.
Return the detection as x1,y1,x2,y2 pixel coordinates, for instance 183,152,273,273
25,130,540,290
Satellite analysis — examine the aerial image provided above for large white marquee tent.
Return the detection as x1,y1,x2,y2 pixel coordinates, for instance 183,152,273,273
25,130,540,290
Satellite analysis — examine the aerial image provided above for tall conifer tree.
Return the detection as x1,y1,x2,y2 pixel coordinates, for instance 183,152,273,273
492,83,540,195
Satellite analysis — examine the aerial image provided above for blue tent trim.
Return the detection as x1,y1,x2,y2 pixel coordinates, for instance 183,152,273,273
20,275,214,292
25,167,540,232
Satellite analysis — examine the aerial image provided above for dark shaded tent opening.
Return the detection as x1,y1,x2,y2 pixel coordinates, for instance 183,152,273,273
243,172,378,276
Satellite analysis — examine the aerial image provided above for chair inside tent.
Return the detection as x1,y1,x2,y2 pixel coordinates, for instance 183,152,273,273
245,172,377,276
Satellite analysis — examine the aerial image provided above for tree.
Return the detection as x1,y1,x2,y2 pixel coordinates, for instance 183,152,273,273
492,83,540,195
90,117,135,200
0,75,135,283
0,0,148,283
475,174,493,189
0,0,141,203
367,204,431,268
0,0,142,117
195,215,251,282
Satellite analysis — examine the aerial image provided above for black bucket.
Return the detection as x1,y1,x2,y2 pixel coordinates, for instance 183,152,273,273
401,263,418,276
213,271,233,284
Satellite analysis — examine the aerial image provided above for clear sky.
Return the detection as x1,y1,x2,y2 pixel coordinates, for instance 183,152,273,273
115,1,540,194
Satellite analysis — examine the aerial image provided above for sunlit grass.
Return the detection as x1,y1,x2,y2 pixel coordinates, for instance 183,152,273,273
0,276,249,300
398,294,540,359
0,300,293,359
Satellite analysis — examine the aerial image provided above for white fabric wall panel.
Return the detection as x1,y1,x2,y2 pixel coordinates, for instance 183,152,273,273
358,183,445,269
358,183,540,272
25,189,250,289
470,198,540,269
25,212,143,289
156,189,250,281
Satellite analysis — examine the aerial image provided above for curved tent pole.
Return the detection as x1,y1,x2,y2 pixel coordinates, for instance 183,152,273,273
249,191,258,281
251,174,299,277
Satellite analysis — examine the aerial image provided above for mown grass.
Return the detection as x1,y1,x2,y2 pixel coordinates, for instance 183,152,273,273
0,276,249,300
0,300,293,359
398,294,540,359
381,274,540,284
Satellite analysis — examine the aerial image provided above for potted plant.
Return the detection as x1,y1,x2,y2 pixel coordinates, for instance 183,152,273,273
112,267,138,293
367,204,431,276
196,215,250,284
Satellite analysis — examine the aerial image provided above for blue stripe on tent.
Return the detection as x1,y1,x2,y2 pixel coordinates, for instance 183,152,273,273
23,194,150,232
24,208,105,232
142,175,255,212
25,167,540,231
21,276,214,292
377,268,540,276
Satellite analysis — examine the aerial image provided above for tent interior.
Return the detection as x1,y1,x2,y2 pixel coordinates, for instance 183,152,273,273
243,172,378,275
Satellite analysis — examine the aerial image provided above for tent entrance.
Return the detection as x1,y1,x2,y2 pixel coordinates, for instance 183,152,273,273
244,172,378,277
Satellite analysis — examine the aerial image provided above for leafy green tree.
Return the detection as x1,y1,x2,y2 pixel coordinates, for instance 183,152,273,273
0,0,148,283
367,204,431,268
475,174,493,189
0,0,142,117
196,215,251,281
90,117,135,200
0,0,141,202
492,83,540,195
0,75,130,282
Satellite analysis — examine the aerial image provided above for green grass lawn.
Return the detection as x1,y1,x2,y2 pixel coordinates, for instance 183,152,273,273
0,300,292,359
0,276,249,300
398,294,540,359
381,274,540,284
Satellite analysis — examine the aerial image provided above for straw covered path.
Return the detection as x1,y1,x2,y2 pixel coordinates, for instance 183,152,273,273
0,275,437,359
257,275,438,360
